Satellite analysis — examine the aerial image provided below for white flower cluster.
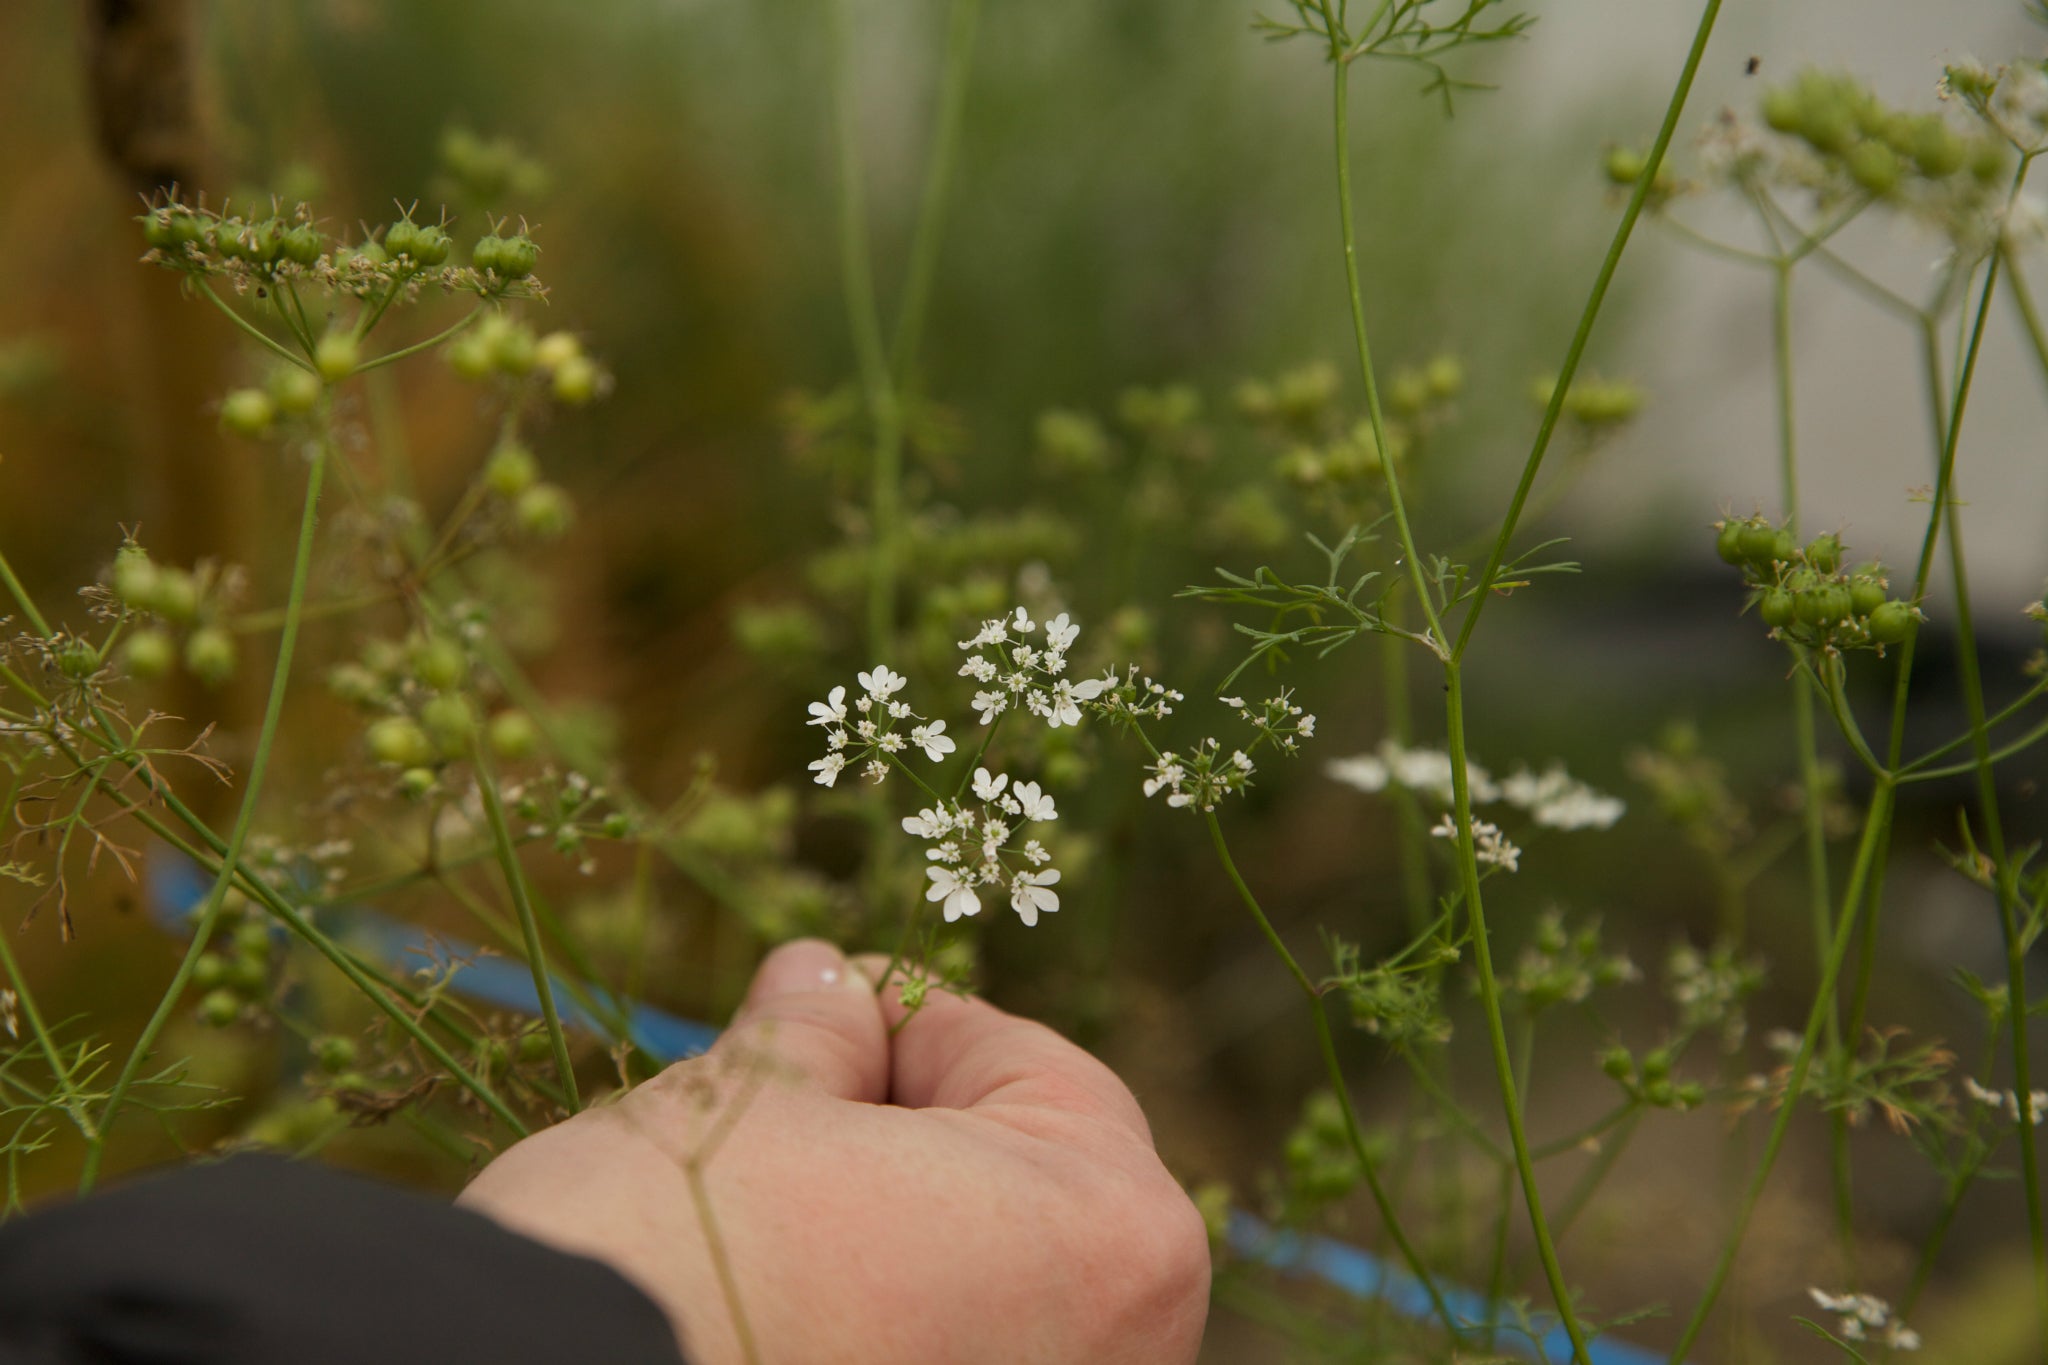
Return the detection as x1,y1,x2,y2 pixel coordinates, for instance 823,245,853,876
1326,741,1624,832
805,664,956,788
1093,666,1185,723
1807,1288,1920,1351
902,767,1061,926
1429,813,1521,873
1963,1075,2048,1127
1141,739,1255,813
956,607,1109,727
1218,690,1316,753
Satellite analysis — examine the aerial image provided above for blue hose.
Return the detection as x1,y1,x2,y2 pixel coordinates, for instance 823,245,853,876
146,854,1668,1364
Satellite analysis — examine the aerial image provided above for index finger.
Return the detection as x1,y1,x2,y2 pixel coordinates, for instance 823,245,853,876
864,961,1154,1144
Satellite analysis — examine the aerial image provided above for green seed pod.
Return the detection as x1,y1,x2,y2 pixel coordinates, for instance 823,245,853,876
1866,600,1916,644
397,767,438,800
220,388,276,439
1761,86,1802,133
193,953,229,989
536,332,582,371
1849,578,1887,617
551,354,598,405
1386,368,1430,417
240,219,284,266
1424,353,1463,399
184,626,236,686
1804,533,1843,573
448,333,494,380
227,955,268,994
1846,140,1900,195
281,224,323,266
601,812,631,839
1770,529,1798,565
1675,1082,1707,1109
1599,1046,1634,1080
311,1035,358,1073
1909,117,1965,177
1645,1078,1679,1108
517,1031,553,1064
383,219,422,260
1640,1047,1673,1082
327,661,384,707
411,635,467,691
1736,520,1780,565
1969,137,2008,185
1714,521,1745,565
488,709,540,760
1759,588,1796,628
270,365,323,416
472,235,506,274
494,235,539,279
1799,585,1851,626
330,1071,371,1094
485,441,540,497
150,569,200,624
314,332,359,383
410,225,451,266
421,693,477,755
1603,147,1647,186
233,920,271,957
487,318,539,375
122,628,175,680
367,716,435,768
198,989,241,1028
111,545,160,608
515,484,574,540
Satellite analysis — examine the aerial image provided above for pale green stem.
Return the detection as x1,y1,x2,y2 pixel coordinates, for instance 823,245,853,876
195,280,316,372
1202,811,1462,1344
78,418,331,1192
474,751,581,1112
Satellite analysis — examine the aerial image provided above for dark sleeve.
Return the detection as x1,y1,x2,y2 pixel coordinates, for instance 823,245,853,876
0,1154,688,1365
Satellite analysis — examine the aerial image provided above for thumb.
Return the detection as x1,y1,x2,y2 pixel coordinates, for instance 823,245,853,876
715,939,890,1104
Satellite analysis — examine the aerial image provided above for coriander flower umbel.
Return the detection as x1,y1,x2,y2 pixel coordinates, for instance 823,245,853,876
901,769,1064,926
956,607,1109,728
1222,690,1318,754
1430,813,1521,873
1141,739,1254,813
804,665,947,787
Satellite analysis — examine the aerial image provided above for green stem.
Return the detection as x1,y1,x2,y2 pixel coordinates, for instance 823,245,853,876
349,308,485,376
888,0,982,387
78,418,331,1192
195,280,315,371
0,927,95,1138
1453,0,1723,660
474,753,581,1112
1442,667,1592,1365
826,0,907,664
1668,781,1895,1362
1202,811,1462,1344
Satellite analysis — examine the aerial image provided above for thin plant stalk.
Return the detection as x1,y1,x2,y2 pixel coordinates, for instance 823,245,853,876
78,417,332,1192
474,752,581,1112
1203,812,1462,1343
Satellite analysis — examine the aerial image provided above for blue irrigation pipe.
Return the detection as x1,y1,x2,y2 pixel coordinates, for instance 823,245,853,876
146,853,1668,1365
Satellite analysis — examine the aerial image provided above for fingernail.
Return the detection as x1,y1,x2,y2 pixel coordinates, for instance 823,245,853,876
748,939,865,1004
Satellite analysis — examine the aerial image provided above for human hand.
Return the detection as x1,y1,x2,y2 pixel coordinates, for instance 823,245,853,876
457,940,1211,1364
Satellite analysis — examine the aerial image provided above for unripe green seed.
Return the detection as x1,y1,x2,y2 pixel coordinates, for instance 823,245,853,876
1645,1078,1678,1107
1676,1082,1707,1108
536,332,582,370
1599,1046,1633,1080
411,635,467,691
1641,1048,1673,1081
367,716,435,768
410,225,451,266
220,388,276,438
314,332,359,383
1424,353,1463,398
383,220,421,260
488,709,540,760
1910,118,1965,177
494,235,539,279
488,319,538,375
327,662,383,707
122,628,176,680
1603,147,1647,186
1759,589,1796,628
1804,533,1843,573
515,484,574,540
227,955,268,994
311,1035,358,1073
270,365,323,415
111,546,160,608
472,235,506,274
193,953,229,989
1736,520,1780,564
421,693,477,755
184,626,236,686
198,989,241,1027
281,224,323,266
233,920,271,957
1714,521,1745,565
517,1031,553,1064
1846,140,1900,195
1866,600,1916,644
240,219,284,266
485,442,540,497
150,570,200,624
448,334,493,380
330,1071,371,1093
551,354,598,405
1761,86,1801,133
1849,579,1887,617
601,812,631,839
1771,529,1799,564
397,767,438,800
